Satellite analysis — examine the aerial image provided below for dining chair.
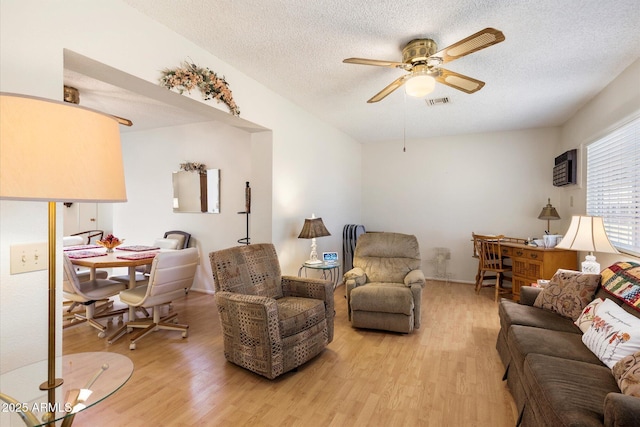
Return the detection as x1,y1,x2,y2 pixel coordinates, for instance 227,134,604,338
62,254,128,337
70,229,104,245
164,230,191,249
107,247,199,350
109,237,181,285
472,233,512,301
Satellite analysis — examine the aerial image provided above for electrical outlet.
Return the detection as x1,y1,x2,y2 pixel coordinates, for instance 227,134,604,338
10,242,48,274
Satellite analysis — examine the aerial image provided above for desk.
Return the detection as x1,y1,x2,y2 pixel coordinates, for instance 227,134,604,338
298,263,340,290
497,239,577,301
0,352,133,426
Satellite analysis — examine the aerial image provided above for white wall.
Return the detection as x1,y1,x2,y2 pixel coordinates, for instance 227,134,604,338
555,59,640,267
0,0,361,372
361,128,563,282
111,121,253,293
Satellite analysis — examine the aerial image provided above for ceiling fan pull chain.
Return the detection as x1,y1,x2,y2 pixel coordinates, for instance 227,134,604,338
403,91,407,152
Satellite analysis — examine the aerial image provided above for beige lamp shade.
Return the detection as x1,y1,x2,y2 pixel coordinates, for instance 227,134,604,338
555,215,619,254
0,93,128,409
0,93,127,202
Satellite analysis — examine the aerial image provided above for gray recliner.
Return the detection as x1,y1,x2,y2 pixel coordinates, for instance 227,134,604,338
344,232,425,333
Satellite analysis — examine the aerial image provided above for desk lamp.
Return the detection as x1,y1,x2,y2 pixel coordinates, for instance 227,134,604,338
0,93,127,424
555,215,619,273
538,198,561,234
298,214,331,264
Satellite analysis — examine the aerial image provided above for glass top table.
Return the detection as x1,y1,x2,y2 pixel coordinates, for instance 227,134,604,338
298,262,341,290
0,352,133,426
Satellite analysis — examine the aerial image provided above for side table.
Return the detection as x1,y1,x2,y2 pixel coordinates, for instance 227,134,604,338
298,262,340,290
0,352,133,426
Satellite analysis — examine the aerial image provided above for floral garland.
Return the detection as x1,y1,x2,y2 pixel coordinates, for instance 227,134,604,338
180,162,207,174
160,61,240,116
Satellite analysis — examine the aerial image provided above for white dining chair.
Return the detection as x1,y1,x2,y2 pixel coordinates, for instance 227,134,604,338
62,254,128,337
108,248,199,349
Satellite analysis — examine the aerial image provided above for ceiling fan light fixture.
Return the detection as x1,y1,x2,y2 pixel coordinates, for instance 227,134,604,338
405,74,436,97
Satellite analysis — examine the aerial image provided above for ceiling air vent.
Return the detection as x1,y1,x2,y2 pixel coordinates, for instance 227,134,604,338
425,97,450,106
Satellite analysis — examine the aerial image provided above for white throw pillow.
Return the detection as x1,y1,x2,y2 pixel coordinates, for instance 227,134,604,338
582,298,640,369
574,298,604,333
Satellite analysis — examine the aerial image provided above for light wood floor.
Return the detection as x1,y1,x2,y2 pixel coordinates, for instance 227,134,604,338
63,280,517,426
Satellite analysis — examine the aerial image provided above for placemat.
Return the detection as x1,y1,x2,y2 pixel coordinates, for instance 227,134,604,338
116,251,159,260
116,245,161,252
63,244,102,251
67,251,108,259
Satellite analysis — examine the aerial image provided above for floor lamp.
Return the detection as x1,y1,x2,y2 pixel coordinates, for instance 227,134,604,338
0,93,127,423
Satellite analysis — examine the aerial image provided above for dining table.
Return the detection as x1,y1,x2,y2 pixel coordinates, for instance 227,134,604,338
65,245,164,320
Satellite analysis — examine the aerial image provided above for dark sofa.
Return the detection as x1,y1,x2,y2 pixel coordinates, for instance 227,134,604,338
497,278,640,426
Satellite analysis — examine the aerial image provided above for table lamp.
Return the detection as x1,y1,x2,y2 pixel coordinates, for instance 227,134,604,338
0,93,127,423
555,215,619,273
538,198,561,234
298,214,331,264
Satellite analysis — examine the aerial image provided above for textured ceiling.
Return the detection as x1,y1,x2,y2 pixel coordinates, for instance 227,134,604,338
79,0,640,142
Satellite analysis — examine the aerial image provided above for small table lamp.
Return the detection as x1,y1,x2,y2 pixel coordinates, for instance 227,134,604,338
298,214,331,264
0,93,127,424
555,215,619,273
538,198,561,234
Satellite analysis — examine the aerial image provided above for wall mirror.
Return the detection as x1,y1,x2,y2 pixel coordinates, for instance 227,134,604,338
172,168,220,213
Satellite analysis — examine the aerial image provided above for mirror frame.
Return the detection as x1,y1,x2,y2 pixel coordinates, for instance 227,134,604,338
172,168,220,213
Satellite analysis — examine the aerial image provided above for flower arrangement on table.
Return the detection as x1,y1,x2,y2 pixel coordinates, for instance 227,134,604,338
159,61,240,116
97,234,124,253
180,162,207,174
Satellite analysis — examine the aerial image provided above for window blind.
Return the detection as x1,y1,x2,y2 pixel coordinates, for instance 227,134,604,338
586,116,640,255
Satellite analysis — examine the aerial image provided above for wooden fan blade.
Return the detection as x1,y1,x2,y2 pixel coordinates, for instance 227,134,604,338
435,69,485,94
432,28,505,64
367,75,410,103
343,58,408,69
113,115,133,126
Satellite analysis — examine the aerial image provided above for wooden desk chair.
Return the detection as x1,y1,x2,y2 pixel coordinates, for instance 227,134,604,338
472,233,512,301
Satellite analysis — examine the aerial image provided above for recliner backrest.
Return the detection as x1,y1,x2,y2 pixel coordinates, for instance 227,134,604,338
353,232,421,283
210,243,283,299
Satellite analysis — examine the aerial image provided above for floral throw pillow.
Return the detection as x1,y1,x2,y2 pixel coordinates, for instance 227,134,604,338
582,298,640,369
612,351,640,397
533,269,601,321
574,298,604,333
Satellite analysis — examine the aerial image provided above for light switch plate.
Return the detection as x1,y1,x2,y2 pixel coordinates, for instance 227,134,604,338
10,242,48,274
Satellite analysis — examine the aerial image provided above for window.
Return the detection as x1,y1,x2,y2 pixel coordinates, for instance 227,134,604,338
586,116,640,255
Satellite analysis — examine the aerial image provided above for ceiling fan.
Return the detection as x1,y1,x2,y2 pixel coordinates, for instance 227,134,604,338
63,85,133,126
343,27,505,103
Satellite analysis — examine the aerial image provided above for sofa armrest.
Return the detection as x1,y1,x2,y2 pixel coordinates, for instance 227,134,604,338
344,267,366,321
282,275,332,301
604,392,640,427
282,275,335,342
520,285,543,306
343,267,366,287
213,291,284,379
404,269,425,287
214,291,281,344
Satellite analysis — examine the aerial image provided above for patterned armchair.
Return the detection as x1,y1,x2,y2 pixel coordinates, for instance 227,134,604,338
344,232,425,333
209,243,334,379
